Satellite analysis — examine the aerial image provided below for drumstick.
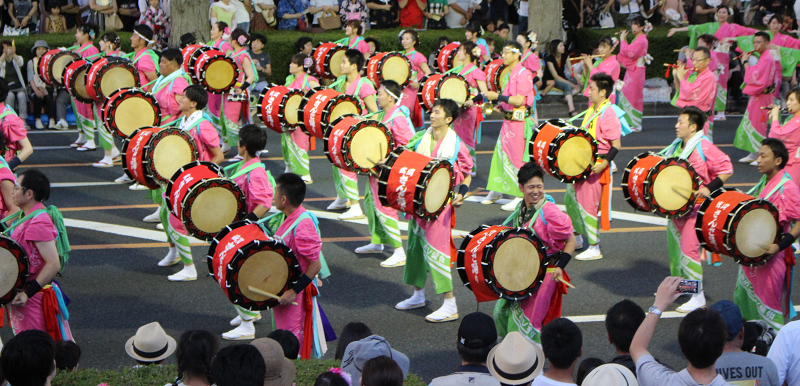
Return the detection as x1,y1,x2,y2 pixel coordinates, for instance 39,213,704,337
671,186,695,200
364,156,381,177
557,277,576,289
247,286,299,305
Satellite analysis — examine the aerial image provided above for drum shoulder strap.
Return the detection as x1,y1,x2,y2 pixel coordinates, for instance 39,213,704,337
277,211,320,240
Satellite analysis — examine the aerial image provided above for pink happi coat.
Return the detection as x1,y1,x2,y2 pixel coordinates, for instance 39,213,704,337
674,68,717,135
287,73,318,152
497,63,535,169
582,56,621,104
744,49,777,138
400,50,427,128
451,63,487,149
74,43,99,122
617,34,648,118
770,114,800,186
368,105,415,220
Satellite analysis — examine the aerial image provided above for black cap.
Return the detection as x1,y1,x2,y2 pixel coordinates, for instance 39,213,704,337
458,312,497,349
180,33,197,49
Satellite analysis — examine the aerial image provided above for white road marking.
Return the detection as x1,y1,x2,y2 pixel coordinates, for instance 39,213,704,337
33,146,74,150
28,129,79,133
63,218,204,244
53,182,123,188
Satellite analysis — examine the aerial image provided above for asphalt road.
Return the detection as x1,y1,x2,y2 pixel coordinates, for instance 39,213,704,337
1,103,794,383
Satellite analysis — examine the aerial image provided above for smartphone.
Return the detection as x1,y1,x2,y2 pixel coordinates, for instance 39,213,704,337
676,280,700,294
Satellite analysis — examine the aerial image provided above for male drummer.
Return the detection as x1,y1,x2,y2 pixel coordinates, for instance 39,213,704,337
356,80,414,268
672,46,717,138
735,137,800,330
566,72,621,261
494,161,576,344
327,49,379,221
395,98,472,323
736,32,777,164
482,41,536,212
222,124,275,340
130,25,159,91
660,106,732,312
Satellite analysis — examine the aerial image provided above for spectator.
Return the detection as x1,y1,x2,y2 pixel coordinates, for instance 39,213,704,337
211,345,267,386
180,32,197,48
494,22,509,40
46,0,82,29
341,335,410,381
140,0,170,49
661,0,687,25
515,0,527,32
428,36,450,69
582,0,606,27
251,338,297,386
605,299,646,375
541,39,579,115
335,322,372,360
630,277,729,386
767,320,800,385
480,18,494,33
28,40,55,130
424,0,448,29
581,364,638,386
340,0,369,30
0,41,26,125
366,0,398,28
533,318,583,386
399,0,424,28
117,0,141,30
307,0,338,27
55,340,81,371
710,301,779,385
267,329,300,360
296,36,314,55
249,33,271,92
430,312,499,386
487,0,508,22
0,330,56,386
173,330,217,386
43,2,66,32
231,0,250,31
576,358,606,385
251,0,276,29
364,37,380,57
487,331,545,385
210,0,236,26
444,0,470,28
8,0,38,30
316,369,351,386
691,0,716,24
87,0,112,30
606,0,639,26
361,356,404,386
277,0,309,30
125,322,177,366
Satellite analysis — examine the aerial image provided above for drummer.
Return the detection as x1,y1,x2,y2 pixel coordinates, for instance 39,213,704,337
221,124,275,340
482,41,535,212
70,23,100,152
768,89,800,186
206,22,233,139
356,80,414,268
395,98,472,323
91,32,126,169
517,31,542,89
327,49,378,221
448,42,488,175
671,46,716,138
337,20,369,56
659,106,732,312
283,53,320,184
130,25,160,92
737,137,800,330
564,73,622,262
494,161,576,344
222,28,257,162
0,79,32,171
399,30,431,129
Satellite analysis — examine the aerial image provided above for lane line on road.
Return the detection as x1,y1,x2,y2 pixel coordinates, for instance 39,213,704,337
52,182,124,188
33,146,76,150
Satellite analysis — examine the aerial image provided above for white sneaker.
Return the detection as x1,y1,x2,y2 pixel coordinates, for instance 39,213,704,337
156,223,164,230
574,235,584,250
501,197,522,212
230,313,262,326
57,119,68,129
380,249,406,267
425,299,458,323
676,291,706,313
355,244,384,254
481,191,502,204
157,248,180,267
749,160,758,166
222,321,255,340
739,153,758,163
168,265,197,281
339,204,364,220
143,208,161,222
327,197,349,210
575,244,603,261
115,174,133,183
228,155,244,163
48,119,57,129
35,119,43,129
129,182,149,191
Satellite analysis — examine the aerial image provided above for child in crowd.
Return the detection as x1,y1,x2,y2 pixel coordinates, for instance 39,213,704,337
44,3,67,33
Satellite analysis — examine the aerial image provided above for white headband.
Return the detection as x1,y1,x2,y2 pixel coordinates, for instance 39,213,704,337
135,30,154,44
381,86,400,102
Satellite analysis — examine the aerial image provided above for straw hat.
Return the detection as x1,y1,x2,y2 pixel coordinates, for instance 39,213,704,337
251,338,297,386
124,322,177,362
486,332,545,385
581,364,638,386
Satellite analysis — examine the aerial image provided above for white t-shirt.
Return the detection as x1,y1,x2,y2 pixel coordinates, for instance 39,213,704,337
530,375,577,386
767,320,800,386
618,0,640,14
310,0,338,24
231,0,251,25
445,0,471,28
517,0,527,16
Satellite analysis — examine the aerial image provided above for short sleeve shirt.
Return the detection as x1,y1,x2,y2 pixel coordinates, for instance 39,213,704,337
367,0,398,27
10,202,58,281
249,50,271,82
636,355,733,386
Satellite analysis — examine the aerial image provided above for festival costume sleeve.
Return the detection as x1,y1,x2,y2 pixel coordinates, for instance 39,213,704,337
771,180,800,226
138,54,157,74
80,46,100,59
358,79,377,100
25,214,58,242
539,203,574,253
596,107,621,153
357,40,370,56
743,52,776,96
199,121,221,151
675,70,717,112
687,22,719,49
248,167,274,210
770,116,800,139
702,140,734,182
294,220,322,266
617,36,646,67
500,66,534,111
3,112,26,144
390,113,414,147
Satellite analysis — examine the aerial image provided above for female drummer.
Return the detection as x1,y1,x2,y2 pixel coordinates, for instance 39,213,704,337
92,32,126,168
283,53,320,184
206,21,233,145
768,89,800,186
617,17,650,133
0,79,32,172
449,42,488,175
70,23,100,152
465,22,491,64
517,31,542,89
222,28,256,162
337,20,369,56
399,30,431,129
580,36,620,104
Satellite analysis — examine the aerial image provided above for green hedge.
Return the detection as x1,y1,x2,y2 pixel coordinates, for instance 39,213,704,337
52,359,428,386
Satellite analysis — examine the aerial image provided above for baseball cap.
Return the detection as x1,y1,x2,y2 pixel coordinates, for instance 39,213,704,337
458,312,497,349
710,300,743,340
341,335,410,382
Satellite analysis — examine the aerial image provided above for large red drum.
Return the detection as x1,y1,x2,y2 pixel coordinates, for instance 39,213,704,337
457,225,547,302
377,148,454,220
311,42,346,79
622,152,700,217
85,57,139,102
417,73,469,112
207,220,302,311
166,161,247,241
122,127,198,190
529,119,597,183
257,85,304,134
62,59,93,104
696,189,780,266
435,42,463,73
194,49,237,94
366,52,411,88
0,234,28,306
39,49,80,87
485,59,511,92
102,88,162,138
181,44,207,76
324,115,394,174
298,87,362,138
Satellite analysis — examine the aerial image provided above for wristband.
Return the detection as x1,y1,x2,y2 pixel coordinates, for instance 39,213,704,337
7,156,21,171
605,146,619,162
457,184,469,197
472,94,483,103
291,274,314,294
705,177,724,192
497,95,510,104
555,252,571,269
777,232,796,251
532,76,540,84
240,82,251,90
24,280,42,298
246,212,259,222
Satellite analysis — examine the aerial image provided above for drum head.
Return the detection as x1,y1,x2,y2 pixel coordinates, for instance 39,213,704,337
205,60,236,90
191,187,240,234
75,69,91,100
0,248,19,300
285,94,303,125
425,168,452,213
330,100,360,122
351,126,389,170
735,208,778,258
330,50,346,78
153,136,196,183
116,97,158,137
493,237,542,292
101,67,137,97
238,250,290,301
558,136,594,176
440,78,469,105
383,56,411,84
52,55,75,84
652,165,694,211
